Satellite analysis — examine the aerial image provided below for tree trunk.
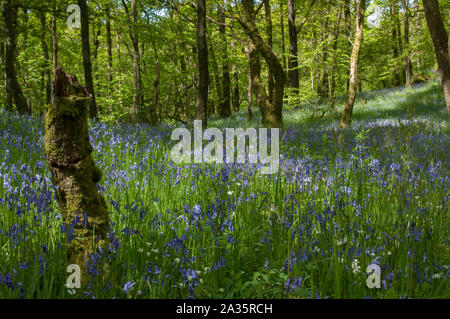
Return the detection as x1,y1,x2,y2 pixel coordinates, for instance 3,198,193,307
247,48,255,122
344,0,351,92
92,22,101,95
45,67,109,272
340,0,366,128
241,0,286,128
330,7,342,109
21,8,32,114
231,40,240,112
40,13,52,107
51,13,58,72
209,41,220,115
287,0,299,89
195,0,209,128
280,0,287,71
106,5,113,97
126,0,144,121
422,0,450,116
264,0,275,103
317,3,331,99
1,31,13,111
390,0,401,86
3,0,29,115
402,0,412,87
150,46,159,125
78,0,98,119
218,5,231,117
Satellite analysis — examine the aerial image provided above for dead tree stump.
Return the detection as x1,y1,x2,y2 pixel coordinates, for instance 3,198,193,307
45,66,109,271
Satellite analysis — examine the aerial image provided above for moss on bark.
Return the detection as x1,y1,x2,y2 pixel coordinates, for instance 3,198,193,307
44,67,109,274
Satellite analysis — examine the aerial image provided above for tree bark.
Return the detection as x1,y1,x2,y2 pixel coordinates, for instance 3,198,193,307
78,0,98,119
344,0,351,92
218,4,231,117
247,44,256,122
195,0,209,127
231,40,240,112
287,0,299,89
280,0,287,71
92,22,101,94
51,13,58,72
241,0,286,128
340,0,366,128
317,3,331,99
45,67,109,272
330,6,342,109
122,0,144,121
106,5,113,97
209,41,220,115
390,0,401,86
401,0,412,87
422,0,450,116
264,0,275,103
1,30,13,111
3,0,29,115
150,46,159,124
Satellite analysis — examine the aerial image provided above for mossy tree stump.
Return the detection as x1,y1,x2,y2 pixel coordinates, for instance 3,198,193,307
45,67,109,273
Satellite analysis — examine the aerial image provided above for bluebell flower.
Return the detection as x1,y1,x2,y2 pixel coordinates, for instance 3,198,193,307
122,280,135,294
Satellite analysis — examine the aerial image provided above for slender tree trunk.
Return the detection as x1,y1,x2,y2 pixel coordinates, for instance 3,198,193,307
51,14,58,72
150,46,159,124
390,0,401,86
106,6,113,97
318,3,331,99
340,0,366,128
40,13,52,106
287,0,299,89
402,0,412,88
92,22,101,95
209,41,220,115
241,0,286,127
3,0,29,115
195,0,209,127
280,0,286,71
21,8,32,114
231,40,240,112
127,0,143,121
218,5,231,117
78,0,98,118
422,0,450,116
264,0,275,103
330,7,342,109
246,42,257,122
344,0,351,92
1,29,13,110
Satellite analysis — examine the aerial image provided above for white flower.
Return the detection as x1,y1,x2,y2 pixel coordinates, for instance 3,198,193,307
227,190,233,196
67,288,77,295
352,259,361,274
337,237,347,246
